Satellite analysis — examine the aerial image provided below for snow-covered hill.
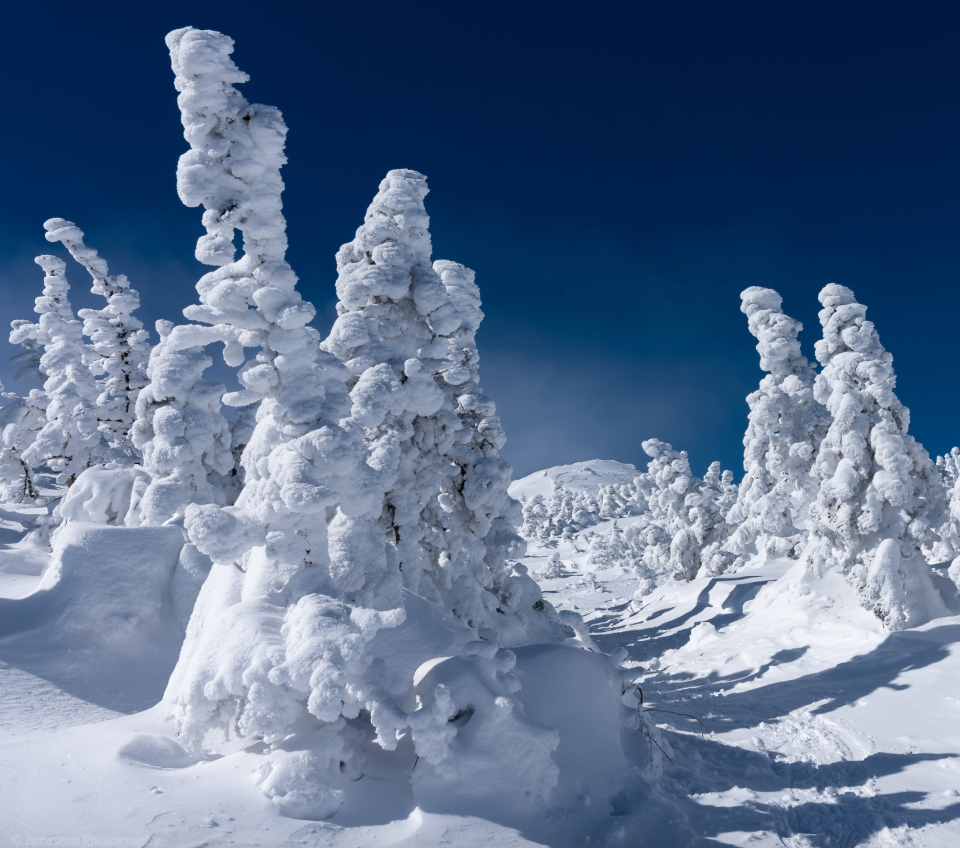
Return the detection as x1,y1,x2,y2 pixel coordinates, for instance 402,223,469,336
509,459,642,502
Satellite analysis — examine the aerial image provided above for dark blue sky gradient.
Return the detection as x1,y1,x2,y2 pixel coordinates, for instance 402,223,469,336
2,1,958,477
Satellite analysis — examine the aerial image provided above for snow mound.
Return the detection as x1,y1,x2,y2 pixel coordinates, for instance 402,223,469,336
118,733,200,769
1,522,185,645
509,459,641,502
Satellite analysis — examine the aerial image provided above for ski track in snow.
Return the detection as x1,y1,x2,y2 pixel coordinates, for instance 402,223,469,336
2,482,960,846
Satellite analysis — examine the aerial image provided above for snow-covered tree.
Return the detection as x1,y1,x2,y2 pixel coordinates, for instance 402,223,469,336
14,256,102,486
42,219,150,459
0,319,48,502
635,439,700,580
323,172,560,645
804,284,943,630
8,320,43,383
522,493,548,538
126,319,233,526
160,31,394,796
725,287,828,565
634,440,734,582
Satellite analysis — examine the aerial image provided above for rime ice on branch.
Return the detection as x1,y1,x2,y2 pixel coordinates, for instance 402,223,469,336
15,257,102,486
42,219,150,459
725,287,828,565
805,284,942,630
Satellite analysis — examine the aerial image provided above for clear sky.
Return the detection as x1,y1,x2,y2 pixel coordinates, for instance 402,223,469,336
1,1,958,478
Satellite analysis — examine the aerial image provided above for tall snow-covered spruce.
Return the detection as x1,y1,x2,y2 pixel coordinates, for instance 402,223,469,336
322,171,561,645
725,287,828,565
42,219,151,460
159,29,563,818
805,284,942,630
14,256,102,486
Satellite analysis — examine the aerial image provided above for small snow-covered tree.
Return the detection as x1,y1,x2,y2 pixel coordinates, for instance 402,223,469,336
42,219,150,459
635,439,700,580
15,256,102,486
805,284,942,630
725,287,828,565
0,320,48,502
691,462,736,576
126,320,233,526
635,440,734,581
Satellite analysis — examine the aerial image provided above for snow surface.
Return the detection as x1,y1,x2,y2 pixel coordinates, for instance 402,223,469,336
3,462,960,846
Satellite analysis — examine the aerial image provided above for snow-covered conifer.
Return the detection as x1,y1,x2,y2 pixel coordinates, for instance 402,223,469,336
0,320,48,502
161,29,394,783
8,320,43,383
635,439,700,580
691,462,735,576
805,284,942,629
15,257,102,486
126,320,233,526
725,287,828,565
323,173,559,644
42,219,150,459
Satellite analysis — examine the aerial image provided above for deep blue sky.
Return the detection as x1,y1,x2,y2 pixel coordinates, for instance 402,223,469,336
1,1,958,478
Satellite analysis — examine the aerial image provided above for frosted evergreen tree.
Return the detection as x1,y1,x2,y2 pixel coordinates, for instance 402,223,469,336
521,493,547,538
160,31,398,804
635,439,701,580
8,320,43,382
0,320,48,502
0,387,46,503
805,284,942,630
691,462,735,576
725,287,828,566
14,256,102,486
323,172,559,644
429,259,548,640
126,319,234,526
937,448,960,490
42,219,151,459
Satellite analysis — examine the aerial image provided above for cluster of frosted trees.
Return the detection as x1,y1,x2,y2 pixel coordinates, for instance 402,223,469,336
0,221,152,505
521,482,644,541
520,284,959,632
0,27,572,815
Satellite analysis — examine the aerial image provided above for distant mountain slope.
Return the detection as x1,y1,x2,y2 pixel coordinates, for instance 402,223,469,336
509,459,641,502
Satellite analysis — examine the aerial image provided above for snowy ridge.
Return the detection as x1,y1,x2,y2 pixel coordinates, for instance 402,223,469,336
510,458,642,501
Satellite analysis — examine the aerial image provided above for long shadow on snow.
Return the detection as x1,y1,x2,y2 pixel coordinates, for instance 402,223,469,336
669,789,960,848
666,731,952,795
592,579,770,662
647,625,960,731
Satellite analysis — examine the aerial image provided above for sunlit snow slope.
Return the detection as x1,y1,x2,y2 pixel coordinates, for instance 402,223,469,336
2,464,960,846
